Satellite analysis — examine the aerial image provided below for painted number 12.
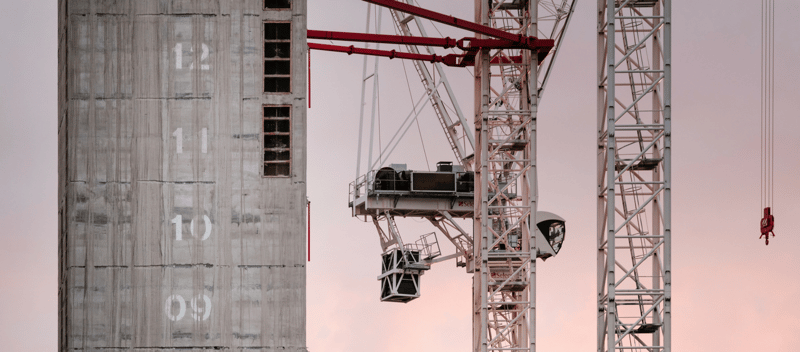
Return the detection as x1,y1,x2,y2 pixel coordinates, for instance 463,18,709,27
174,43,210,70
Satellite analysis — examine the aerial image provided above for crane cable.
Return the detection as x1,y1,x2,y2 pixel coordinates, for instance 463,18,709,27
394,21,431,171
761,0,774,211
760,0,776,244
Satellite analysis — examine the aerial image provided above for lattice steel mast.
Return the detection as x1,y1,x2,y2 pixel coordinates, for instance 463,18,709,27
597,0,671,351
474,1,543,350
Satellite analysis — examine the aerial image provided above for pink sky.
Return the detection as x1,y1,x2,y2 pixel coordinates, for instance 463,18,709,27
1,1,799,351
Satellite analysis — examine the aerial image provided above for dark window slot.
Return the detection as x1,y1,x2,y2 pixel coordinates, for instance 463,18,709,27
264,23,291,39
264,135,290,149
265,163,290,176
264,60,290,75
265,0,291,9
264,150,290,161
264,120,289,133
264,106,291,118
264,43,290,58
264,77,290,93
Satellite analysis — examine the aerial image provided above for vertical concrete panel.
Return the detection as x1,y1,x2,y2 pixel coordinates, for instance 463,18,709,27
131,182,165,266
61,0,307,350
132,16,161,99
214,12,234,270
242,15,261,98
66,267,86,349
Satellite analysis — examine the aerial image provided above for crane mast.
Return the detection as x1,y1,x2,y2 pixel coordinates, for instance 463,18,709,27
474,0,539,351
597,0,671,351
329,1,575,351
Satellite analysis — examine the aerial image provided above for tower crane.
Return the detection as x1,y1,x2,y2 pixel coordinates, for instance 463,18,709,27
309,0,671,351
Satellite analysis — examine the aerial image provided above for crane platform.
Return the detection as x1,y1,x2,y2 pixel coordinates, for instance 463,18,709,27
349,162,475,219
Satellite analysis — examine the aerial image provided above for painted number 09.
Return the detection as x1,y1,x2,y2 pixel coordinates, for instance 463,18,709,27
165,294,212,321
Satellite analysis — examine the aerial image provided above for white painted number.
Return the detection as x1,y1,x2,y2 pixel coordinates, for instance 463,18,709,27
190,295,212,321
171,214,183,241
171,214,212,241
174,43,210,70
173,128,183,154
173,127,208,154
191,215,212,241
193,44,210,70
201,128,207,154
174,43,183,69
165,294,186,321
165,294,212,321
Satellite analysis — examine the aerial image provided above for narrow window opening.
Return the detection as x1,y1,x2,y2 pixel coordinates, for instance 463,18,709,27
264,22,291,93
263,106,291,177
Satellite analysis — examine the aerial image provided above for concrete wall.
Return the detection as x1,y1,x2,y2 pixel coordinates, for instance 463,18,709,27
58,1,307,350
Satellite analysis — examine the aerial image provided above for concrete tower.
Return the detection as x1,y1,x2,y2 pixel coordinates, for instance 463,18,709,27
57,1,307,350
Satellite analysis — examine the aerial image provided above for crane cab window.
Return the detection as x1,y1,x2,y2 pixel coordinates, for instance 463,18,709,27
263,106,291,177
264,22,291,93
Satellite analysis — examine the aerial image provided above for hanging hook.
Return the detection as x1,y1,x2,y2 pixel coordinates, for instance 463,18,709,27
760,207,775,245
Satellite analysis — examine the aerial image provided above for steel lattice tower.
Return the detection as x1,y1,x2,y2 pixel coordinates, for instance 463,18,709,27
597,0,671,351
345,1,576,351
474,1,536,350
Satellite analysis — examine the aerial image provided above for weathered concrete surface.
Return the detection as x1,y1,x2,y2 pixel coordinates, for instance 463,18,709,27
58,1,307,350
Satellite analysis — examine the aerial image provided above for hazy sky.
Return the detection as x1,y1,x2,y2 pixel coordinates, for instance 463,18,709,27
1,1,799,351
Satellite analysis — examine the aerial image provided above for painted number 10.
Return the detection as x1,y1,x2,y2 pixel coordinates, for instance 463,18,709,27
171,215,212,241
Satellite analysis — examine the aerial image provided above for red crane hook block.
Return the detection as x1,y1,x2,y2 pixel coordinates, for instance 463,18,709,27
760,207,775,245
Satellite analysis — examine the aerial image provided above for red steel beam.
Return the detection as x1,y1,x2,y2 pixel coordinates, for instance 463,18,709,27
308,42,461,66
363,0,523,43
308,29,457,48
307,30,553,53
458,38,554,52
308,42,529,68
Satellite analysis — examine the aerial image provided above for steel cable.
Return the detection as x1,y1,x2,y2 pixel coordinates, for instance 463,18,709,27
761,0,775,212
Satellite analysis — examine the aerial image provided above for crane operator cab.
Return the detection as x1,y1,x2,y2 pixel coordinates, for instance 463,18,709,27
487,211,565,260
534,211,566,260
484,212,566,292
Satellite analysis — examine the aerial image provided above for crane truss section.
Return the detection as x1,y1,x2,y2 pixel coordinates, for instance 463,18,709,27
387,2,476,169
597,0,671,352
475,1,530,351
342,1,577,351
530,0,578,101
471,1,576,351
373,0,578,170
